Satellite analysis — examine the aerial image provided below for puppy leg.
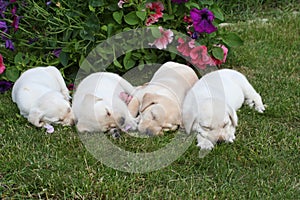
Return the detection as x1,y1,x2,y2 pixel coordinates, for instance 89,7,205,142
196,133,214,158
28,108,44,127
231,71,265,113
223,127,236,143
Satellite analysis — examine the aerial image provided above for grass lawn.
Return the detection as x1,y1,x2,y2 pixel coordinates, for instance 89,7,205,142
1,8,300,200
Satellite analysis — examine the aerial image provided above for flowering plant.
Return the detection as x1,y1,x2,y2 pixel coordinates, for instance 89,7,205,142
0,0,243,87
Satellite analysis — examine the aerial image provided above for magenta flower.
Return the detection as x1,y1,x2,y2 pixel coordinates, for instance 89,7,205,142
190,8,217,34
149,27,173,50
12,15,21,32
11,5,17,15
67,83,75,91
0,54,5,74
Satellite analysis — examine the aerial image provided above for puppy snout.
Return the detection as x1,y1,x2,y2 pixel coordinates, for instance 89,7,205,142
69,118,75,126
145,128,154,136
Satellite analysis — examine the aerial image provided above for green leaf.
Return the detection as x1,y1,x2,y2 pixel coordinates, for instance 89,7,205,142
59,51,69,67
150,27,162,38
123,52,136,70
185,2,200,9
86,13,100,32
89,0,106,7
113,11,123,24
211,6,224,21
113,59,123,69
163,14,175,22
138,60,144,70
222,33,244,47
124,11,139,25
200,0,214,6
136,11,147,21
5,67,20,82
14,52,23,65
212,46,224,60
88,5,95,12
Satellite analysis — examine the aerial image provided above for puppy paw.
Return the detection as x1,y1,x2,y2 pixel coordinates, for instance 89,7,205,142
245,97,265,113
196,134,213,158
224,132,236,143
255,104,265,113
245,99,255,108
196,139,214,151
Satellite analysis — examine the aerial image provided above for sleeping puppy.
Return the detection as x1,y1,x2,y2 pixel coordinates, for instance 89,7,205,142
12,66,74,127
182,69,265,157
72,72,138,133
128,61,198,136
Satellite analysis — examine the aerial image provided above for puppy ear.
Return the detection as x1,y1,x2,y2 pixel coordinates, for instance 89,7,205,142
105,107,111,117
127,97,140,117
83,93,103,103
140,93,160,113
28,108,44,127
227,106,238,127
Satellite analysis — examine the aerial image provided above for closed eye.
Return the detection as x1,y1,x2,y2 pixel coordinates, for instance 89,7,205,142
202,126,212,131
222,122,229,128
151,111,157,120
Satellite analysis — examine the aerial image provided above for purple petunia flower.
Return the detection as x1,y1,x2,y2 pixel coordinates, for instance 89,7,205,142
0,0,9,18
0,20,8,32
171,0,189,3
190,8,217,34
53,48,62,57
5,38,14,50
28,37,38,44
0,80,13,94
46,1,52,6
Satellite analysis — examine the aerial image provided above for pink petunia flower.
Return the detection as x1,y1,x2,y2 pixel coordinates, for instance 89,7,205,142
0,54,5,74
149,27,173,50
145,2,164,26
212,45,228,65
118,0,128,8
177,37,195,57
189,45,216,69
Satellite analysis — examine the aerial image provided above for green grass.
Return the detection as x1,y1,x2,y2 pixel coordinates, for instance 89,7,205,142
1,9,300,200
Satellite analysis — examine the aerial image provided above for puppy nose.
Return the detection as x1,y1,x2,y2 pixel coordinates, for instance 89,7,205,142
117,117,125,126
70,118,75,126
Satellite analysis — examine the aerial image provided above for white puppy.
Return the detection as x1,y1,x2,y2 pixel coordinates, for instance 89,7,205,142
12,66,74,128
128,61,198,136
182,69,265,157
72,72,138,133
